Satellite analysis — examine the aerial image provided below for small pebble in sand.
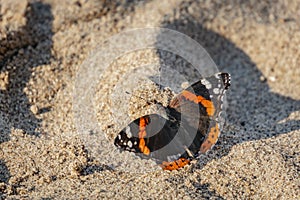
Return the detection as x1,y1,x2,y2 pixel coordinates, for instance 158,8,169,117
268,76,276,82
259,75,267,82
0,71,9,90
30,104,39,115
181,81,189,89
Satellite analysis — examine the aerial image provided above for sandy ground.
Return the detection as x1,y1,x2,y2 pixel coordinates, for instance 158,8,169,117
0,0,300,199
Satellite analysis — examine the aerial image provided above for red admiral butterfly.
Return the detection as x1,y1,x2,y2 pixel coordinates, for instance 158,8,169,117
114,72,230,170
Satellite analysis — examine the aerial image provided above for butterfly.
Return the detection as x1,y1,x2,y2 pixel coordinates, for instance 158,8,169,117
114,72,230,170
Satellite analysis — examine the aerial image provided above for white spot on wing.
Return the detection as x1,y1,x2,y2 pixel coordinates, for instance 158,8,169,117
127,140,133,148
126,126,132,138
213,88,220,94
202,79,212,89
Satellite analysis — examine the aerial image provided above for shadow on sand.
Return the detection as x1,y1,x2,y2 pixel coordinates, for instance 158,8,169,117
0,2,54,143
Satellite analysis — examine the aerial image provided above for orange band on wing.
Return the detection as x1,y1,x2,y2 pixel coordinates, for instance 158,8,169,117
161,158,190,170
180,90,215,116
199,124,220,153
138,117,150,155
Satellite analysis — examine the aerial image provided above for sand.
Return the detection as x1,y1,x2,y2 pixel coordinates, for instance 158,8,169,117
0,0,299,199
